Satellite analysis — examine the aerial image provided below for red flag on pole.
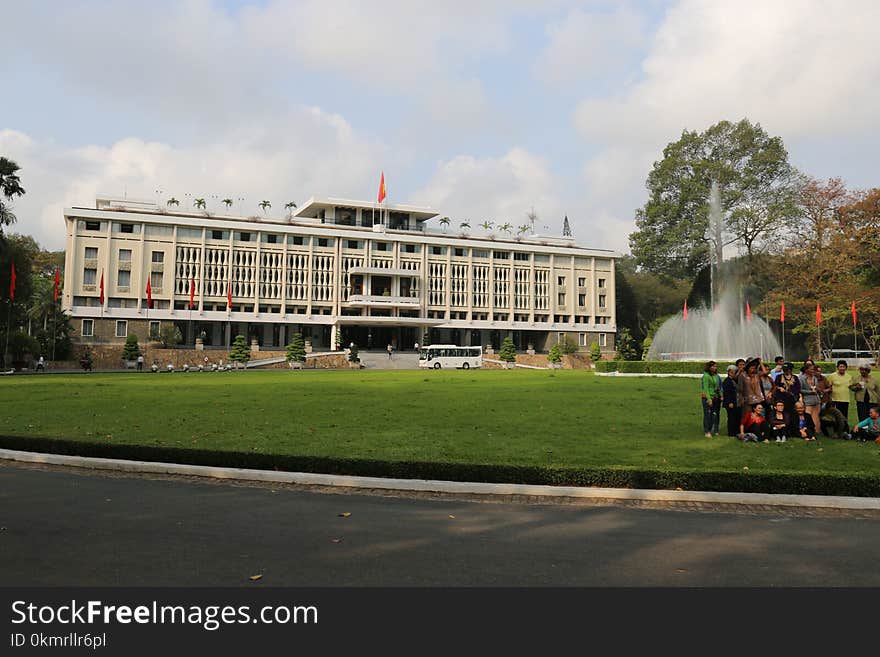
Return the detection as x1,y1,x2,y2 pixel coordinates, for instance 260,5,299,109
816,302,822,326
227,281,232,310
682,299,688,320
746,302,752,321
146,278,153,309
780,302,785,323
9,262,16,301
54,267,60,302
189,278,195,310
851,300,857,327
377,171,386,203
99,270,104,305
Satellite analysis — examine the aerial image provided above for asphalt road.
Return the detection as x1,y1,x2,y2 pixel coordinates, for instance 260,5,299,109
3,461,880,586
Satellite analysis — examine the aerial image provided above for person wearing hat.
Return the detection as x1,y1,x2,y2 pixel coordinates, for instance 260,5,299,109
722,364,741,436
736,357,764,417
700,360,722,437
772,362,800,415
850,365,880,422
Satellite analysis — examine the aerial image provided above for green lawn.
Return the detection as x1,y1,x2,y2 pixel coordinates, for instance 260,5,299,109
1,369,877,482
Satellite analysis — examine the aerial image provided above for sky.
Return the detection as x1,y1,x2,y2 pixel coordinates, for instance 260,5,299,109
2,0,879,254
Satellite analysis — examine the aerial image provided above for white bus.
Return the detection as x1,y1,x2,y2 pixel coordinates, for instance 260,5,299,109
822,349,877,368
418,345,483,369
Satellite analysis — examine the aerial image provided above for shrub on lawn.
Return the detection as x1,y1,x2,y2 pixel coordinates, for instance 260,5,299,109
229,335,251,365
286,333,306,364
548,344,562,364
121,334,140,361
499,336,517,363
589,341,602,362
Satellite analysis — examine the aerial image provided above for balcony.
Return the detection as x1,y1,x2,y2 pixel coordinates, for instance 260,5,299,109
348,266,420,277
347,294,420,308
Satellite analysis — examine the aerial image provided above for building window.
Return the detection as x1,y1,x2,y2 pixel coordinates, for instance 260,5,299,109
151,251,164,263
347,240,360,249
212,230,224,240
116,320,127,338
237,232,251,242
150,271,163,289
83,268,97,285
579,333,587,346
578,294,586,307
120,223,134,234
599,333,607,347
149,320,160,339
81,319,94,337
118,249,131,261
265,234,278,244
431,246,445,255
557,276,565,286
492,251,510,260
117,269,131,287
454,248,468,257
598,278,606,288
578,277,586,287
472,249,488,258
403,244,417,253
558,293,566,305
599,294,606,308
291,236,305,246
85,221,100,231
375,242,389,252
317,238,331,247
596,316,609,325
85,247,98,259
514,252,529,261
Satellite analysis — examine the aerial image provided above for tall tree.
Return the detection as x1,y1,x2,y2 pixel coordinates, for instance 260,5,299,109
0,157,26,231
630,119,794,281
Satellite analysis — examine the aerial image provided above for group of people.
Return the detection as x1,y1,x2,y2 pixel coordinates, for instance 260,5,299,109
700,356,880,443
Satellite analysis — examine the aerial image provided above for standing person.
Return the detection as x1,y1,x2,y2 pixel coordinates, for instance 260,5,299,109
772,362,800,414
736,357,764,417
770,356,785,382
387,343,393,360
799,361,824,433
414,341,419,353
734,358,746,380
851,365,880,422
759,364,775,404
722,364,740,437
700,361,722,437
36,355,46,372
136,354,144,372
826,360,853,422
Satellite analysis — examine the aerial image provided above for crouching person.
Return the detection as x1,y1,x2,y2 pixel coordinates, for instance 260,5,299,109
852,406,880,443
739,404,769,442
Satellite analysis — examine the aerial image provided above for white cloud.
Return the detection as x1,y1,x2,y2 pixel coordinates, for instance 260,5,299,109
0,106,388,251
534,4,647,86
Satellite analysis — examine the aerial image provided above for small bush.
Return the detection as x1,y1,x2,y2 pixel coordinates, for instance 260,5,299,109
229,334,251,364
589,341,602,362
559,336,578,355
548,344,562,364
498,336,517,363
158,324,182,348
286,333,306,363
121,334,140,361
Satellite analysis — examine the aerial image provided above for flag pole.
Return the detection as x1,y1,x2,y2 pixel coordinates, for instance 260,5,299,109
3,299,11,369
782,318,785,361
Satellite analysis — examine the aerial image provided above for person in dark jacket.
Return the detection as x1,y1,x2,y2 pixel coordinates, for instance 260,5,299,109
768,400,791,442
722,364,740,437
792,401,816,440
772,362,801,414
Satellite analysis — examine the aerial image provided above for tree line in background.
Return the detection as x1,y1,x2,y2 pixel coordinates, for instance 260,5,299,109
619,118,880,360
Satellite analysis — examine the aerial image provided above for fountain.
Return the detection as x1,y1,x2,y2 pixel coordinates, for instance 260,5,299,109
646,181,782,362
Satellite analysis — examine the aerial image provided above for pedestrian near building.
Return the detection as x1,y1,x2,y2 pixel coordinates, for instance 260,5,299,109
387,343,393,360
136,354,144,372
36,355,45,372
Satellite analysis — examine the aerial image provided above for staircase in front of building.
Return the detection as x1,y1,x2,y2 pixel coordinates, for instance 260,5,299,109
356,350,420,370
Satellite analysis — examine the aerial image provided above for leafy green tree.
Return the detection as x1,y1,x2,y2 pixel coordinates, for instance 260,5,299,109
499,336,517,363
222,198,233,212
547,343,562,364
615,328,640,361
259,200,272,215
286,332,306,363
589,341,602,362
348,343,360,363
0,156,26,231
228,334,251,365
558,335,578,354
630,119,795,280
640,336,652,361
158,324,182,348
194,198,206,210
7,331,39,362
122,334,140,361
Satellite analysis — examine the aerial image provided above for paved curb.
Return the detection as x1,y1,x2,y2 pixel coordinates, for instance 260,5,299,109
3,448,880,510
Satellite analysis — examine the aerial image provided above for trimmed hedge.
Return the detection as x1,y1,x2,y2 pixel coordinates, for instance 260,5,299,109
2,434,879,498
596,360,838,374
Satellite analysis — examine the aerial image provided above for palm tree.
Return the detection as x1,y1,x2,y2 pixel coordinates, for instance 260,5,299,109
284,201,297,219
459,221,471,233
479,220,494,232
166,197,179,207
194,198,206,210
222,198,233,212
439,216,450,233
1,157,25,229
259,200,272,215
518,224,530,235
499,222,513,235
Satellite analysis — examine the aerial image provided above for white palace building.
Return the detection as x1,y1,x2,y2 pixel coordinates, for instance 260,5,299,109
62,194,618,354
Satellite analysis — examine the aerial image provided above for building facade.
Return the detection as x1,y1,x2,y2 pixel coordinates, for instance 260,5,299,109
63,195,618,353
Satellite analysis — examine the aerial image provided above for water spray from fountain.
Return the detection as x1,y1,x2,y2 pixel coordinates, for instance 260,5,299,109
647,180,782,362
